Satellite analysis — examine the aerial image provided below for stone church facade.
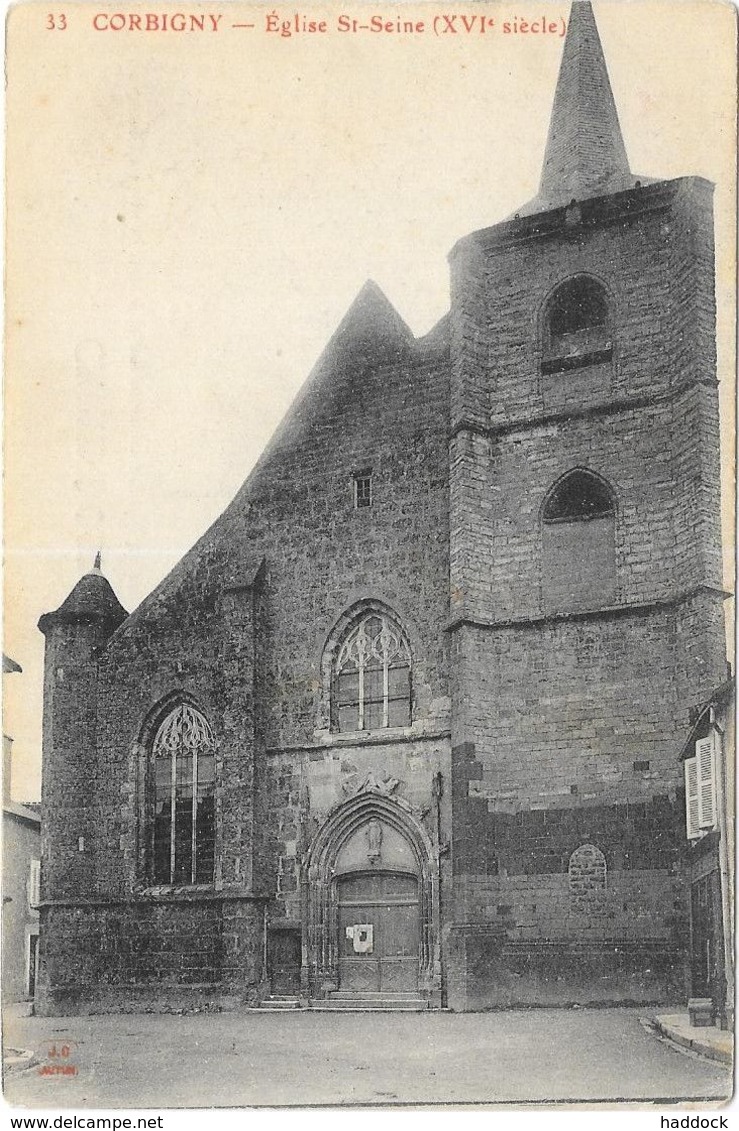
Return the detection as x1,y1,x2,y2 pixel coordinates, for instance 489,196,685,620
37,3,726,1014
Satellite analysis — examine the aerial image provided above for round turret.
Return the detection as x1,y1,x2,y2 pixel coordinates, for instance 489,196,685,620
37,554,128,909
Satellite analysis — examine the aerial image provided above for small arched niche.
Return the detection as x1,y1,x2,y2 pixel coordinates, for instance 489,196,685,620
568,843,607,897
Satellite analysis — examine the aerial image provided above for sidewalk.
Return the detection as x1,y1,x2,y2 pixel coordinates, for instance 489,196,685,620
653,1013,733,1066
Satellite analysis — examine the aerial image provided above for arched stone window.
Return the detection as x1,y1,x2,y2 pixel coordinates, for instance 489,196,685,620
151,704,216,884
541,469,617,610
568,844,607,896
542,276,612,373
333,611,411,732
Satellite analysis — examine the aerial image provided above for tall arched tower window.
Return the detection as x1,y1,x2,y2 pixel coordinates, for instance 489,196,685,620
541,469,617,610
542,276,612,373
152,704,216,884
333,611,411,732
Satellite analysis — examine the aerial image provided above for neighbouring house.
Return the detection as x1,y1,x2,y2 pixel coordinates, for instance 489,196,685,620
681,680,734,1030
3,654,41,1006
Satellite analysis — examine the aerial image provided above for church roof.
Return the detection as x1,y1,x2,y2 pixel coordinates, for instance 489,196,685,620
331,279,413,359
39,555,128,633
241,279,413,462
517,1,643,217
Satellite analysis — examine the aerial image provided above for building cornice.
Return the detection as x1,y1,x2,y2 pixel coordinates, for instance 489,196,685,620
266,728,452,758
446,585,731,635
450,376,719,445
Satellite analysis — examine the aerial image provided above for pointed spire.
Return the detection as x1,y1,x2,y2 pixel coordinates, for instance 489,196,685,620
92,551,102,573
518,2,638,217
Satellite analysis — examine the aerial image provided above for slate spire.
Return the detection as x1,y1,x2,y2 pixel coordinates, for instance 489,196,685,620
519,1,637,216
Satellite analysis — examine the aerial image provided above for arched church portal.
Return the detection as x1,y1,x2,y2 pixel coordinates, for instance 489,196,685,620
301,793,441,1003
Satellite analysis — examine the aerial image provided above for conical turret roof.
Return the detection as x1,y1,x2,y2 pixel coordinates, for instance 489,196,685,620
39,554,128,634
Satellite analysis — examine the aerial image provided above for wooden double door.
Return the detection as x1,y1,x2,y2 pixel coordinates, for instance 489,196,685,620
337,871,420,993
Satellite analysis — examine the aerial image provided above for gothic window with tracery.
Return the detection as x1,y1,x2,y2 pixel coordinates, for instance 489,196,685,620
152,704,216,884
333,612,411,732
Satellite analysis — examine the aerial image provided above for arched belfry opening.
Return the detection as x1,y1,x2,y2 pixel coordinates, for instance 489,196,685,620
301,790,441,1004
541,468,617,611
541,275,613,374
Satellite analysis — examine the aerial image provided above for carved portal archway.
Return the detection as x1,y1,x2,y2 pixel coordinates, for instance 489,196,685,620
301,790,441,1004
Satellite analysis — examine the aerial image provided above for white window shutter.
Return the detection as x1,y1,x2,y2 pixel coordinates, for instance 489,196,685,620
696,736,717,830
28,859,41,907
684,757,701,839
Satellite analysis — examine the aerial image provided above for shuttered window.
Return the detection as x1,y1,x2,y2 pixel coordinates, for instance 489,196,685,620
684,736,717,840
696,736,717,830
684,756,700,840
28,859,41,908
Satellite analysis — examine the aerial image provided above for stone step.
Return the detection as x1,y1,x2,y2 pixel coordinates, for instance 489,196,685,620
329,990,421,1000
260,997,300,1010
309,997,428,1011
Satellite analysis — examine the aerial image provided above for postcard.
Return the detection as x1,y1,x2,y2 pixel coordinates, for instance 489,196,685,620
3,0,736,1112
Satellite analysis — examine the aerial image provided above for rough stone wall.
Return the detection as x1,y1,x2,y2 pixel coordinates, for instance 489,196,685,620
445,177,724,1008
449,179,722,629
451,179,715,426
36,897,264,1015
447,930,685,1009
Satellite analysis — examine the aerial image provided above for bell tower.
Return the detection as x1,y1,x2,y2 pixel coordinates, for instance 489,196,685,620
446,2,726,1010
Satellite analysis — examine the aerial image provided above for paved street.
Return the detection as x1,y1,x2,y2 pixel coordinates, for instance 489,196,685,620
3,1006,732,1109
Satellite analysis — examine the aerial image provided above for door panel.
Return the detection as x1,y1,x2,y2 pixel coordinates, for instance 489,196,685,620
381,958,417,992
337,872,419,993
269,928,301,994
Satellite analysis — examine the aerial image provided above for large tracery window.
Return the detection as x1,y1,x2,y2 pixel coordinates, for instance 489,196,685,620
152,704,216,885
333,612,411,732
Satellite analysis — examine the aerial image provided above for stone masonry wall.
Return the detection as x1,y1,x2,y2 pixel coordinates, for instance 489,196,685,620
448,178,721,630
36,897,264,1015
444,176,724,1008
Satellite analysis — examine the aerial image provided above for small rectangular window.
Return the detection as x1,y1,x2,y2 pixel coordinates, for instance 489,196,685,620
353,470,372,509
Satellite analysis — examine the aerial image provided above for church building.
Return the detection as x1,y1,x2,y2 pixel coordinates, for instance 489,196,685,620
37,2,727,1013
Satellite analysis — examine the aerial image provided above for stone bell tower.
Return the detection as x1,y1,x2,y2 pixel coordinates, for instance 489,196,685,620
446,1,726,1009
